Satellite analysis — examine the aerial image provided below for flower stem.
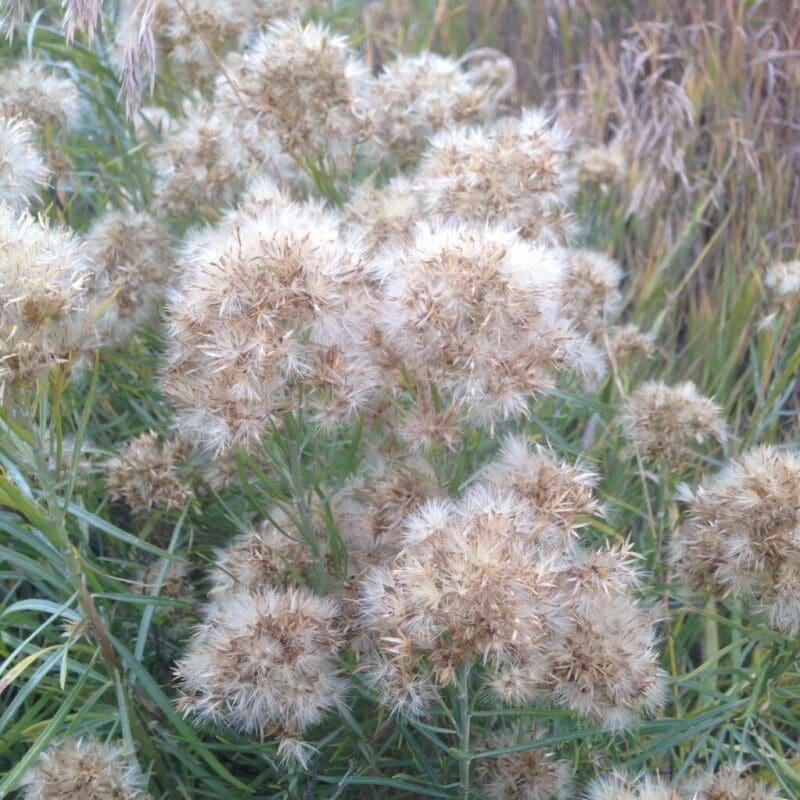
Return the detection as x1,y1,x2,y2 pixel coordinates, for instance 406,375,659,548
456,661,473,799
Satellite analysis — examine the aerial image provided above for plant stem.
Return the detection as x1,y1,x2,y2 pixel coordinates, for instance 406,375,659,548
285,420,329,594
702,597,720,694
456,661,473,799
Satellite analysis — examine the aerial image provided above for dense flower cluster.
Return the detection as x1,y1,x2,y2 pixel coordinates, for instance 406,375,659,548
0,60,81,131
161,201,379,451
7,0,799,795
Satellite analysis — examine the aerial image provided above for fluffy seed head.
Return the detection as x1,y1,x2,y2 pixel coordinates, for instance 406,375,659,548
620,381,725,467
175,586,347,749
607,324,655,363
0,204,96,389
151,104,254,218
0,60,81,130
764,260,800,307
562,248,623,334
115,0,318,90
418,110,574,243
359,486,566,688
584,771,679,800
366,51,513,162
106,431,194,515
684,764,783,800
672,445,800,632
84,209,174,346
344,175,422,256
0,116,49,209
161,202,378,452
20,737,147,800
573,143,628,194
549,593,666,729
373,221,603,424
475,725,573,800
481,436,604,532
215,20,368,165
332,455,440,564
209,515,321,597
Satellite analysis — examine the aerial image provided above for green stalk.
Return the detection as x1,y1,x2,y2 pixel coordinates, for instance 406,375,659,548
456,661,473,799
702,597,720,694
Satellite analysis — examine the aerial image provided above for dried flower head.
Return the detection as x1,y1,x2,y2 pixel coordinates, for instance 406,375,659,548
84,209,174,347
481,436,604,532
562,248,623,334
215,19,368,165
584,771,679,800
562,542,642,614
573,143,628,194
475,724,573,800
0,60,81,130
175,586,347,760
764,260,800,307
620,381,725,467
106,431,194,515
344,175,422,256
116,0,318,90
332,454,440,564
418,110,574,243
372,221,603,424
20,737,147,800
607,324,655,363
672,446,800,633
151,104,254,218
359,486,566,691
387,382,465,452
161,202,379,452
684,764,783,800
549,592,666,728
0,204,96,388
360,640,441,719
0,116,49,209
366,50,513,162
209,515,320,597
